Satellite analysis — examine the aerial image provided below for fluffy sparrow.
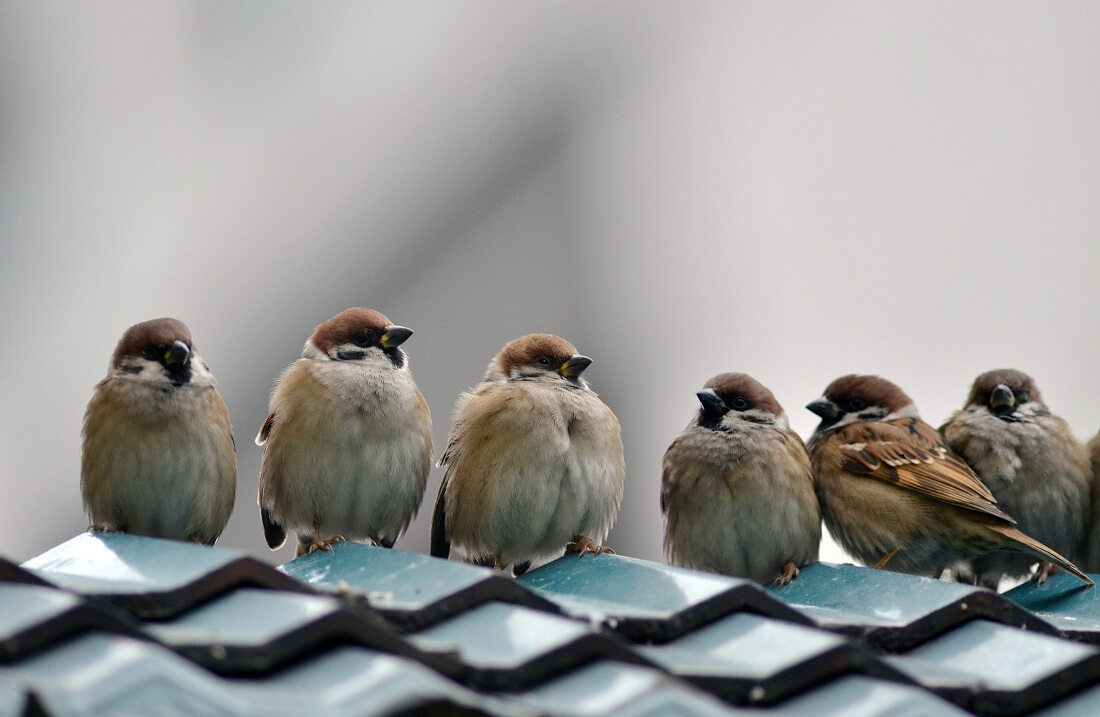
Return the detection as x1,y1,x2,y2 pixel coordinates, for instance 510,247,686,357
942,369,1092,587
806,374,1091,585
82,318,236,544
430,334,625,574
257,308,432,557
661,373,820,585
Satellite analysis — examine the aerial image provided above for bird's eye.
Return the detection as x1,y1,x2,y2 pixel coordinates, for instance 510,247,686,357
142,346,159,360
848,397,866,411
354,333,372,347
731,397,749,410
536,357,552,367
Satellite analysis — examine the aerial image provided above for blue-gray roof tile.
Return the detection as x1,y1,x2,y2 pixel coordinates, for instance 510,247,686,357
9,531,1100,716
0,675,32,717
765,675,972,717
637,612,909,706
0,584,142,663
885,619,1100,716
226,645,536,717
769,562,1057,651
518,553,810,643
411,601,652,691
10,632,250,717
515,659,749,716
280,541,558,631
1030,683,1100,717
142,587,423,676
1004,571,1100,645
18,533,308,620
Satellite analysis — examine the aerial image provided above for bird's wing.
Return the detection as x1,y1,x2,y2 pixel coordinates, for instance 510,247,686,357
430,390,473,559
437,390,474,468
255,410,285,549
835,417,1014,523
255,412,276,446
659,438,692,514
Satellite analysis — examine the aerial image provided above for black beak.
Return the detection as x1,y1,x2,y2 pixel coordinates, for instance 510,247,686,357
696,389,728,416
380,326,414,349
164,340,190,366
560,355,593,379
806,397,841,420
990,384,1016,411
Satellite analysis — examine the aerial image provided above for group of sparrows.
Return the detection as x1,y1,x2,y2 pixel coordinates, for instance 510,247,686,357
80,309,1100,590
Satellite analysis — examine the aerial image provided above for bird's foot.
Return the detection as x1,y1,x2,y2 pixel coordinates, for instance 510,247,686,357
89,524,121,534
566,536,614,558
774,562,800,587
873,547,900,570
309,535,346,554
188,534,203,545
1034,563,1058,585
494,554,503,571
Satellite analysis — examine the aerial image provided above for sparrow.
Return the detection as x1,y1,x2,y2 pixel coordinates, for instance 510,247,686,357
942,369,1092,587
256,308,432,557
81,318,236,545
430,333,625,575
806,374,1091,585
661,373,820,585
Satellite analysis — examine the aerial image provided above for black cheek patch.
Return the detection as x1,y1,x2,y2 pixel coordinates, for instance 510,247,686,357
383,347,405,369
697,410,724,431
336,350,367,361
165,363,192,387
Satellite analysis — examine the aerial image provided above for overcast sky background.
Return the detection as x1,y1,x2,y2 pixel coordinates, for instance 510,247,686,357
1,2,1099,567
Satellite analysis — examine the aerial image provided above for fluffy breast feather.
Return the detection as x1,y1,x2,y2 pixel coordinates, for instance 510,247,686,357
442,380,624,562
81,379,236,543
257,358,432,538
662,425,819,580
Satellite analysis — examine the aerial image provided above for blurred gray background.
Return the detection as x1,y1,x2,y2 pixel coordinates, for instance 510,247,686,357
1,2,1099,566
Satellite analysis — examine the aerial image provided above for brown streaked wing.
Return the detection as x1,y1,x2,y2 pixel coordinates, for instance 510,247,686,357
257,412,276,446
659,441,685,515
835,418,1014,523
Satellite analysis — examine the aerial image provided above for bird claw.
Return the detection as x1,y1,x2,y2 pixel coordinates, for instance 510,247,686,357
309,535,346,554
773,562,800,587
1034,563,1058,585
872,547,900,570
566,536,614,558
89,524,122,534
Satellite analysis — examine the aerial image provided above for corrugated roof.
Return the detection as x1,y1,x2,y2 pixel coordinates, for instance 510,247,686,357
2,532,1099,716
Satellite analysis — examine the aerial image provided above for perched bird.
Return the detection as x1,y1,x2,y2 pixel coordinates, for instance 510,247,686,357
661,373,820,585
257,308,432,557
942,370,1092,588
82,318,236,544
806,375,1091,585
430,334,625,574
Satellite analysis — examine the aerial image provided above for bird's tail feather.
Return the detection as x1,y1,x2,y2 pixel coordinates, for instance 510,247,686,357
261,508,287,550
989,524,1093,586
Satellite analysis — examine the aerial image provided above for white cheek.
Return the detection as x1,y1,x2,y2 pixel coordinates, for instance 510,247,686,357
302,340,327,360
882,404,921,422
188,357,217,387
1015,402,1046,419
111,358,169,384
